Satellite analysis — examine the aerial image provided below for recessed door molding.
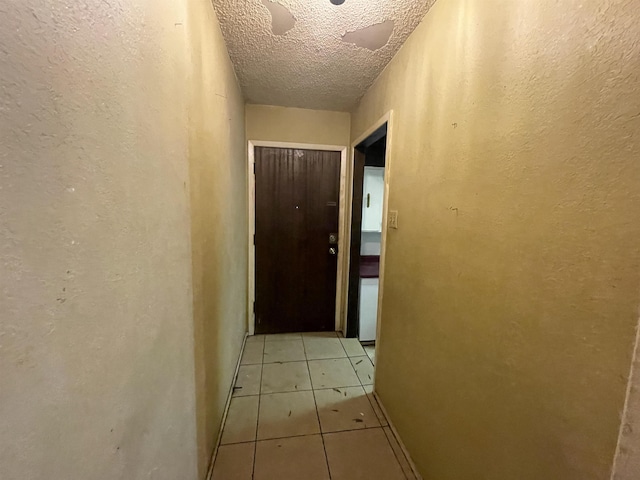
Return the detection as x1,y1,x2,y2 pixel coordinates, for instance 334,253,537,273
343,111,394,348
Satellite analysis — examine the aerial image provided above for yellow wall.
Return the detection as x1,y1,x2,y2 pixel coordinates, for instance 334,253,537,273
0,0,246,479
187,1,248,478
352,1,640,479
246,104,351,146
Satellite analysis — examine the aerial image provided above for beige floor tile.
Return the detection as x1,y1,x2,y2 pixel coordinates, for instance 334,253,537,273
246,334,265,344
350,356,375,385
383,426,417,480
265,333,302,342
233,364,262,397
302,331,338,338
303,336,347,360
339,337,366,357
254,435,330,480
241,342,264,365
314,386,380,433
364,345,376,364
324,428,406,480
308,358,361,389
221,396,259,445
257,391,320,440
263,339,306,363
364,385,388,427
211,443,255,480
261,361,311,394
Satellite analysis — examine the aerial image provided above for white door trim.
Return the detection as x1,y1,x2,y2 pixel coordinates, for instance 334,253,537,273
247,141,348,335
342,111,394,351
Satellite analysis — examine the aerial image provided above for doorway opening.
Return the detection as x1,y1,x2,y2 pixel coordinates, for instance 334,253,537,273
345,120,389,346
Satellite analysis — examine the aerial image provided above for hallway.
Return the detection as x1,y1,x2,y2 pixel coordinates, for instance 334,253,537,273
3,0,640,479
212,333,414,479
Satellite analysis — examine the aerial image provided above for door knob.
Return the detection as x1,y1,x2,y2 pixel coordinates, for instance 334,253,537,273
329,247,337,255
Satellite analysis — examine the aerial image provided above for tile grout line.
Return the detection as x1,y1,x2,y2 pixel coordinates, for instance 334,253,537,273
239,383,369,398
302,336,333,480
374,391,423,480
350,341,386,428
362,383,386,428
248,334,376,478
345,338,408,478
220,424,394,447
207,333,250,480
306,339,364,391
250,338,267,480
366,390,387,426
382,425,413,480
224,334,382,478
260,358,311,396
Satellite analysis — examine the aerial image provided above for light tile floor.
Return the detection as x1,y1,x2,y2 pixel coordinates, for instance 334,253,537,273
213,332,415,480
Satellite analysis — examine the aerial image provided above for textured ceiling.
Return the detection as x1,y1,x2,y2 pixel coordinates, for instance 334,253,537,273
212,0,437,111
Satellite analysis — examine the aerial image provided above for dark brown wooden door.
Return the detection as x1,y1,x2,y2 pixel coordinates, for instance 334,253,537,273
255,147,341,334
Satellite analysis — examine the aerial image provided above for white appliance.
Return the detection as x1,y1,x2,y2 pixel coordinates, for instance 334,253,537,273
358,166,384,342
361,167,385,232
359,277,379,342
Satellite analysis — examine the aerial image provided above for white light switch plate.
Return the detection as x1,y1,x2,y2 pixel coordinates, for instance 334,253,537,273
389,210,398,229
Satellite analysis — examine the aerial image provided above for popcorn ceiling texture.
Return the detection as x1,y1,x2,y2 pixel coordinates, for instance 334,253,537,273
212,0,437,111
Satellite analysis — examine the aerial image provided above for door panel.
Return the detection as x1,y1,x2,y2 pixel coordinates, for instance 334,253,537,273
255,147,341,334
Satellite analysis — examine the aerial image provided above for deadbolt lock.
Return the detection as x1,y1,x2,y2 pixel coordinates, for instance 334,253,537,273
329,233,338,245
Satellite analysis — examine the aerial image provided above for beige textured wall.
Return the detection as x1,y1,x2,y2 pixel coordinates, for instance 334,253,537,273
187,1,248,478
351,1,640,479
0,1,246,479
246,104,351,146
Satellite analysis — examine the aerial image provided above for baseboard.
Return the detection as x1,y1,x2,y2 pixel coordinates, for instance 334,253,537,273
205,332,249,480
373,391,424,480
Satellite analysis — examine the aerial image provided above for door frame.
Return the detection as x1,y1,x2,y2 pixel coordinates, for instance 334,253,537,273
247,141,348,335
341,111,394,346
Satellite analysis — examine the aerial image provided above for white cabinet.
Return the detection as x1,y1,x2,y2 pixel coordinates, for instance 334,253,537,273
359,277,379,342
361,167,384,232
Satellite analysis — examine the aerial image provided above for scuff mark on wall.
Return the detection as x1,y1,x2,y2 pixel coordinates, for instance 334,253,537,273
342,20,394,51
261,0,296,36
